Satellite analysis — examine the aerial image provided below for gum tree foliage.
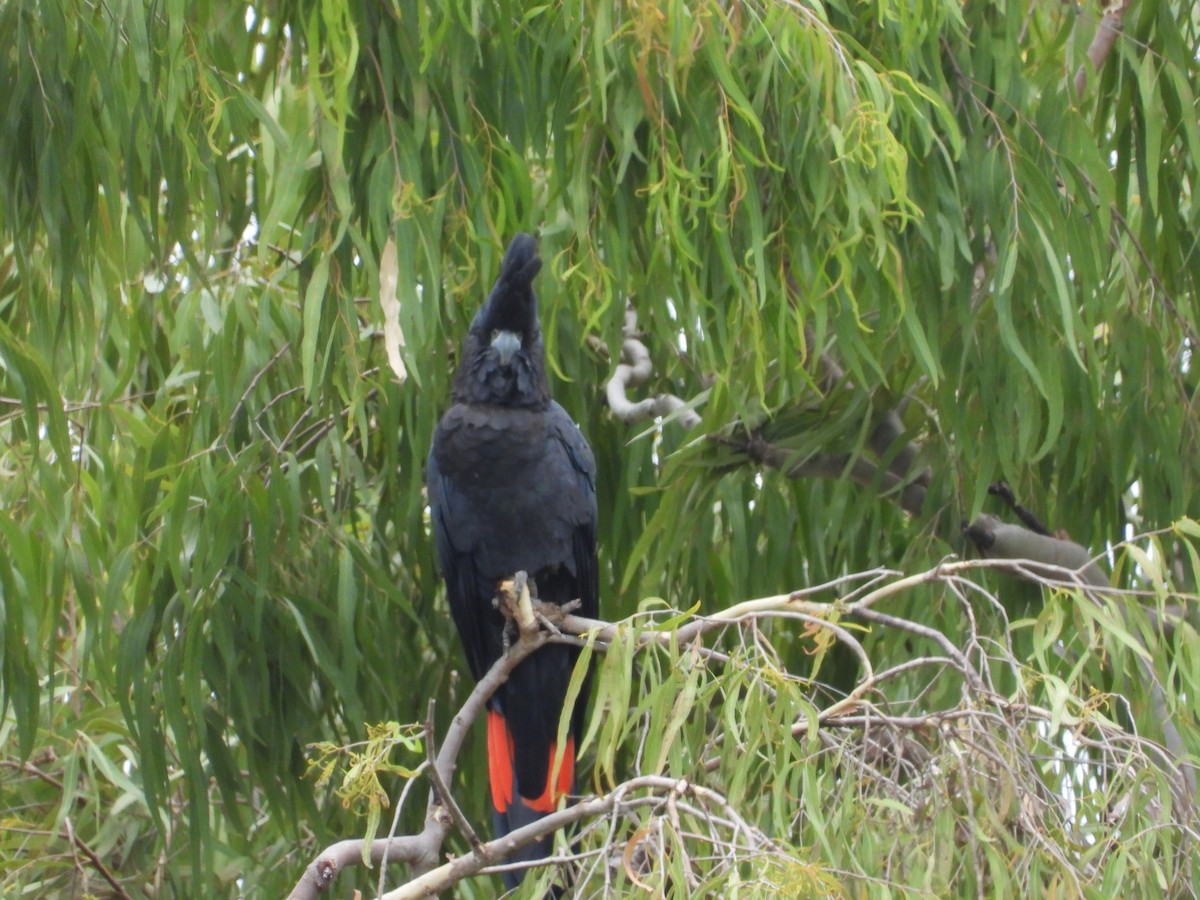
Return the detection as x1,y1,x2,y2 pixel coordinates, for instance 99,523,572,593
1,0,1198,896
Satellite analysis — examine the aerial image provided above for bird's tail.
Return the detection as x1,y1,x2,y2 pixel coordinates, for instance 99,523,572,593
487,709,575,887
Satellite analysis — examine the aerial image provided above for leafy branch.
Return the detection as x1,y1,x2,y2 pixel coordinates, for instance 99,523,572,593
289,545,1199,897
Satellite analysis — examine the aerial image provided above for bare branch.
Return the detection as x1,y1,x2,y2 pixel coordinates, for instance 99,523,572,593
424,699,483,854
381,776,778,899
291,552,1198,897
605,303,703,428
64,817,133,900
1074,1,1134,97
288,619,551,899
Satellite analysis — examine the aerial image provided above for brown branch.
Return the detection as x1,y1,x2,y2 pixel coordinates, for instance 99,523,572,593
63,817,133,900
747,434,929,516
0,762,132,896
869,407,930,486
287,620,551,899
1074,1,1134,98
792,284,930,498
228,341,291,432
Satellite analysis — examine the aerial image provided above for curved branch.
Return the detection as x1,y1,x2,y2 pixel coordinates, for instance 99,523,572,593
381,775,775,899
605,303,703,428
288,623,551,899
291,553,1195,896
963,513,1109,587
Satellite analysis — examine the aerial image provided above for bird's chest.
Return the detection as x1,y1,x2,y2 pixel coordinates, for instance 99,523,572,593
433,406,555,498
429,402,586,578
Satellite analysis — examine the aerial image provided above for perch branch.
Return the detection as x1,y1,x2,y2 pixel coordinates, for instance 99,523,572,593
292,550,1195,896
288,595,552,899
963,513,1109,587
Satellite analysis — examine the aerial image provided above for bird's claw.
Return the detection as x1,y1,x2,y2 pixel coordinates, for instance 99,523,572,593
494,571,540,640
493,574,583,642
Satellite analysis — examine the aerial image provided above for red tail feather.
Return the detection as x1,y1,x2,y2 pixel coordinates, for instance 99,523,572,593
487,709,515,811
486,709,575,816
524,734,575,814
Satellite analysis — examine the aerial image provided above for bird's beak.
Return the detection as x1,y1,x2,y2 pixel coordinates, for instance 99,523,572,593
490,329,522,366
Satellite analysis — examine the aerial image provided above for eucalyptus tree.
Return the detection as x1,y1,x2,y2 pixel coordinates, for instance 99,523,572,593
1,0,1198,896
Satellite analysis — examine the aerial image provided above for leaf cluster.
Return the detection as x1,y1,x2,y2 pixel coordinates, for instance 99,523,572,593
1,0,1198,895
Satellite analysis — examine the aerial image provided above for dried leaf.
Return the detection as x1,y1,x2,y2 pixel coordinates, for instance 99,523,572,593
380,236,408,384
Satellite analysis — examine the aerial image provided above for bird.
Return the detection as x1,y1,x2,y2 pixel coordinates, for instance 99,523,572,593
427,233,599,886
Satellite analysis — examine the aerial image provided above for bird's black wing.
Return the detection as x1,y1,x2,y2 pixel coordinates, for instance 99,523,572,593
427,433,500,684
549,400,599,623
557,407,600,745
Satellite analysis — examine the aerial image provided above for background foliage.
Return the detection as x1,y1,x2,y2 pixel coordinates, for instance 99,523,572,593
1,0,1198,895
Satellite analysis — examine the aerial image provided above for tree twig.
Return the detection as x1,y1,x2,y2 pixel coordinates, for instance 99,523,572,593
63,817,133,900
423,698,483,853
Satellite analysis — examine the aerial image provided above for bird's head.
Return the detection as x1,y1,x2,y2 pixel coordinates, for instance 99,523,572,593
454,233,551,407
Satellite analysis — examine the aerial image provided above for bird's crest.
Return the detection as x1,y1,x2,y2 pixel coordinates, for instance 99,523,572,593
472,232,543,336
454,233,550,407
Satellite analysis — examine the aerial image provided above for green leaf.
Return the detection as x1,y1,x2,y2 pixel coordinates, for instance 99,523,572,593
301,254,332,398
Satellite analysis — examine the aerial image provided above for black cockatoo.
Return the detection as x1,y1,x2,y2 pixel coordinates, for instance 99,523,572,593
427,233,598,884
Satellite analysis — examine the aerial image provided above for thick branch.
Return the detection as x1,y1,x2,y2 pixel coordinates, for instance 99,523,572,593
749,436,928,517
605,304,702,428
963,513,1108,587
288,617,550,899
1073,0,1133,97
292,552,1194,896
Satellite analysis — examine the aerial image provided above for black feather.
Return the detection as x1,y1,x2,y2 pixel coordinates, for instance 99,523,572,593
452,233,552,408
470,231,543,336
427,234,599,882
